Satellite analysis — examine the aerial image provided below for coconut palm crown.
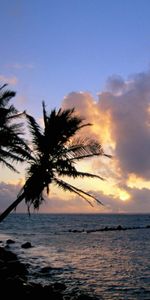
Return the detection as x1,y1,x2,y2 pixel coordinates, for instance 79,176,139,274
22,102,110,211
0,84,32,172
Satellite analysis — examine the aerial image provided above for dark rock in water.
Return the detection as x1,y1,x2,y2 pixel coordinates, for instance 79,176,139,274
0,246,17,261
40,266,53,273
0,259,5,268
7,259,28,276
40,266,64,275
21,242,32,249
53,282,67,291
0,246,28,281
4,244,10,249
104,226,108,231
6,239,15,244
3,277,27,293
116,225,123,230
23,282,64,299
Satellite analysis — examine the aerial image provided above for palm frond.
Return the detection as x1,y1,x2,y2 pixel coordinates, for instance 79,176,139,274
103,153,112,158
53,177,94,207
0,156,19,172
26,113,43,153
7,111,26,120
65,139,104,161
78,123,92,129
0,84,7,91
53,177,104,206
42,101,48,129
0,148,25,163
0,84,33,172
59,169,105,181
0,87,16,108
8,122,25,135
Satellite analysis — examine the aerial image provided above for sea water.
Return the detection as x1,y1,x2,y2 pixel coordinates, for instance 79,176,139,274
0,213,150,299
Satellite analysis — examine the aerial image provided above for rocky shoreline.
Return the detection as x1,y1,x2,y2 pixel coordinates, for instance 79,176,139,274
68,224,150,233
0,242,98,299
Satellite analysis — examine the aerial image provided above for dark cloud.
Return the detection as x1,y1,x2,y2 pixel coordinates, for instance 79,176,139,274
98,71,150,179
105,75,126,94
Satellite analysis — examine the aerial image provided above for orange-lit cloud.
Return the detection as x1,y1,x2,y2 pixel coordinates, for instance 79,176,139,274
127,173,150,190
63,92,115,149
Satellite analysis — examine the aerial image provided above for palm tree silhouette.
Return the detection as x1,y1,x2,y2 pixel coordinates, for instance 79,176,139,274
0,102,111,222
0,84,31,172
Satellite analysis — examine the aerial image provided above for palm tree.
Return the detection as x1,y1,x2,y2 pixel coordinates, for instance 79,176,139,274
0,84,32,172
0,102,111,222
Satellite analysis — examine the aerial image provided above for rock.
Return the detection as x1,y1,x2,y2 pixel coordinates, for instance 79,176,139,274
7,259,28,276
0,246,28,280
26,282,64,299
4,244,10,249
53,282,66,291
6,239,15,244
116,225,123,230
21,242,32,249
0,246,17,261
0,259,4,267
104,226,108,231
40,266,53,273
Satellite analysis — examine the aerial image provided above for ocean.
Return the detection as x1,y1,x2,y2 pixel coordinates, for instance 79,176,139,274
0,213,150,299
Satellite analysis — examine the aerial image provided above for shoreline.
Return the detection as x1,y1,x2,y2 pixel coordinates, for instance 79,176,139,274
0,240,98,300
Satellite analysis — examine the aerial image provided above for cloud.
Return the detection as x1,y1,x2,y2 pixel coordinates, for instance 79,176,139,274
62,71,150,182
6,63,34,70
61,70,150,212
0,182,22,213
98,72,150,180
0,74,18,85
62,91,114,151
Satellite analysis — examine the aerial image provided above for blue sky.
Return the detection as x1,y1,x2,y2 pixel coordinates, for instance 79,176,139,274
1,0,150,115
1,0,150,213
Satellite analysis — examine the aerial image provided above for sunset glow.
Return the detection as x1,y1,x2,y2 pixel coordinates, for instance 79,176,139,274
127,173,150,190
118,190,130,202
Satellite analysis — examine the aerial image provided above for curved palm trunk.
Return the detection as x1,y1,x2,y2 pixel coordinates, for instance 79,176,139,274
0,192,25,223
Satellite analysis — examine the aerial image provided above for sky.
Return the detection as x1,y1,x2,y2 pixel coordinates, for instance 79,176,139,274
1,0,150,213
